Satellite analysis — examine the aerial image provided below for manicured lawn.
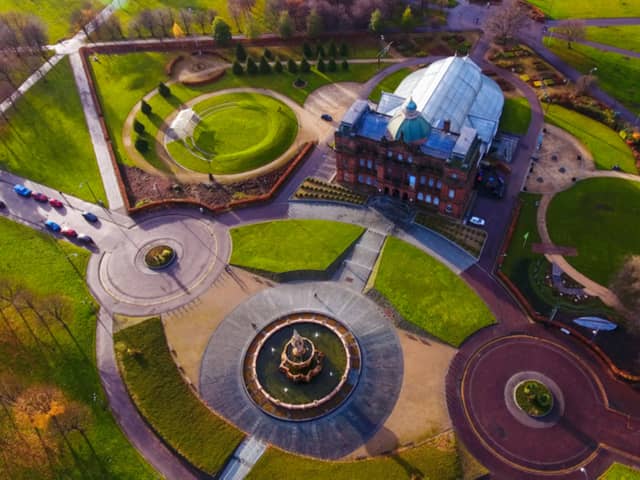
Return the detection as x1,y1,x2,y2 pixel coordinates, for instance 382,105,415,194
114,317,244,475
527,0,640,18
230,220,364,274
499,97,532,135
368,67,413,103
166,92,297,174
247,432,462,480
0,57,107,204
373,237,495,347
585,26,640,52
0,217,156,479
544,105,637,174
544,37,640,114
90,51,386,169
547,177,640,286
600,463,640,479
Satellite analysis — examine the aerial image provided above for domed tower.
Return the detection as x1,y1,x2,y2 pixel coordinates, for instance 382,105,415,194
386,97,431,144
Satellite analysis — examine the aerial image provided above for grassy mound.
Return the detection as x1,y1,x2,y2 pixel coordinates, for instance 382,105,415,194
114,318,244,475
499,97,532,135
514,380,553,416
547,177,640,285
230,219,364,274
166,93,297,174
373,237,495,346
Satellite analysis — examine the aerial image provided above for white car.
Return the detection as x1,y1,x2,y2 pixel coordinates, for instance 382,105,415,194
469,216,486,226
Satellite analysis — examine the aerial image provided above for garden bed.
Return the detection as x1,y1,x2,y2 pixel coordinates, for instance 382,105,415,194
144,245,176,269
514,380,553,417
414,212,487,258
293,177,367,206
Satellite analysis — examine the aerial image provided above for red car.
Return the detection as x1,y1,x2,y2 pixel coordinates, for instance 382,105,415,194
61,227,77,238
49,198,64,208
32,192,49,203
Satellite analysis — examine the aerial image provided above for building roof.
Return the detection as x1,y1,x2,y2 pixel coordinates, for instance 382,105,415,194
386,97,432,143
377,56,503,145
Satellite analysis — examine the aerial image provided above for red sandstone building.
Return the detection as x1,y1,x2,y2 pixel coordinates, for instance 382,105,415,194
335,56,504,219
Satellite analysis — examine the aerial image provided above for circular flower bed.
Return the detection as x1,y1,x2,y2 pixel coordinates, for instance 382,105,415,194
514,380,554,417
144,245,176,270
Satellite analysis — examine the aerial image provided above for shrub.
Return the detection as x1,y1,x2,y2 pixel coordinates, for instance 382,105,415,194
158,82,171,98
133,119,145,135
328,41,337,58
339,42,348,58
135,137,149,153
263,47,273,60
287,58,298,73
247,57,258,75
317,58,326,72
300,58,310,73
274,58,283,73
259,56,272,74
212,17,232,45
341,59,349,71
235,43,247,62
232,60,244,75
140,99,152,115
328,58,337,72
303,42,313,59
316,44,325,59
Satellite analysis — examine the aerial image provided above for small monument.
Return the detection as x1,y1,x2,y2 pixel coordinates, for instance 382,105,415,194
279,329,324,383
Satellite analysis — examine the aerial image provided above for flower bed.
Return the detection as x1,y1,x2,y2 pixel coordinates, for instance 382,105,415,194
514,380,554,417
144,245,176,269
293,177,367,205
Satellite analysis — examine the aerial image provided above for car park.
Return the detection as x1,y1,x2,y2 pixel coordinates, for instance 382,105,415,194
321,113,333,122
81,211,98,223
469,216,486,226
44,220,61,232
32,192,49,203
14,184,32,197
49,198,64,208
61,227,77,238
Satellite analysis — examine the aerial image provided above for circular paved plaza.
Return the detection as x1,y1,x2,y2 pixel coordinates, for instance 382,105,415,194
199,281,404,459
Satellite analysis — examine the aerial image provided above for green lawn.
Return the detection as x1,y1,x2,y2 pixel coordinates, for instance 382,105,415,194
166,92,297,174
230,220,364,274
368,68,413,103
544,37,640,114
373,237,495,347
0,57,107,204
248,432,462,480
600,463,640,479
114,317,244,475
0,217,156,479
90,51,386,169
545,105,637,174
547,177,640,286
527,0,640,18
499,97,532,135
585,26,640,52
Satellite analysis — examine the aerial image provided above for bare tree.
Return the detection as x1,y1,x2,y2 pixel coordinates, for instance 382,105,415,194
0,55,16,88
43,295,72,332
54,401,90,436
228,0,257,30
69,2,96,39
154,8,174,38
178,8,194,35
101,15,123,40
610,255,640,333
555,19,585,49
138,9,158,38
573,74,596,95
128,18,145,39
21,16,49,62
194,9,217,34
0,17,22,56
485,0,528,44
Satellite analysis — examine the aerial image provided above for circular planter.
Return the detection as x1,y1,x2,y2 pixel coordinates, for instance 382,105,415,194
144,245,176,270
293,78,307,88
514,380,554,417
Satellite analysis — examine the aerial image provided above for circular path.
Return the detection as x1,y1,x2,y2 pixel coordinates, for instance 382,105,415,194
199,281,403,459
88,212,229,315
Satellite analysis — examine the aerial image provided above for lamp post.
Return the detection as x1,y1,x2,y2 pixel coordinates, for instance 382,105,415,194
588,67,598,76
579,467,589,479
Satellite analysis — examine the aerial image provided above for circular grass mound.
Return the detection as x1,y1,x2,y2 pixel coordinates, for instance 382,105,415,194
546,177,640,285
166,92,298,175
514,380,553,417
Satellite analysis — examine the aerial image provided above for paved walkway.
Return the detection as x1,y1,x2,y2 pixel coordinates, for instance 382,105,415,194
333,229,386,290
218,436,267,480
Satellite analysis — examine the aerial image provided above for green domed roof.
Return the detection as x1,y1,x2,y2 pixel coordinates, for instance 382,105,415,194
386,98,431,143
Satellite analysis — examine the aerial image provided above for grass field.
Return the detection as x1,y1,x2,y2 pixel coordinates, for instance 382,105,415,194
527,0,640,18
373,237,495,347
166,92,297,174
368,68,413,103
0,57,108,204
499,97,532,135
600,463,640,479
248,432,462,480
90,51,386,170
585,26,640,52
544,37,640,114
230,220,364,274
0,217,156,479
114,317,244,475
545,105,637,174
547,177,640,286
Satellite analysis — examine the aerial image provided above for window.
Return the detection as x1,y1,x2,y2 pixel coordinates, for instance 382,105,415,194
397,154,403,162
366,176,372,185
451,173,458,180
426,194,432,204
448,189,455,199
367,159,373,169
420,175,426,185
428,178,435,187
387,150,393,158
359,158,365,167
417,192,424,201
358,174,365,184
436,180,442,189
408,155,413,164
446,203,452,212
434,197,440,206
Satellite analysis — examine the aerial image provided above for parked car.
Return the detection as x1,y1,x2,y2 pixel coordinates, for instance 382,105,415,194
77,233,94,245
321,113,333,122
14,184,32,197
81,211,98,223
44,220,61,232
32,192,49,203
469,216,486,227
49,198,64,208
61,227,77,238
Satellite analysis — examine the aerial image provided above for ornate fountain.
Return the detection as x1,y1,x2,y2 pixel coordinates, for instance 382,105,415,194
279,329,325,383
